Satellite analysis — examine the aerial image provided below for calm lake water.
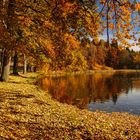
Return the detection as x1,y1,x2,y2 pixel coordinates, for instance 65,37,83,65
40,72,140,115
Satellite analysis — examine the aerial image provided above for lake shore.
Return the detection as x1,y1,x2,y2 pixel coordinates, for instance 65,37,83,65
0,72,139,139
39,69,140,77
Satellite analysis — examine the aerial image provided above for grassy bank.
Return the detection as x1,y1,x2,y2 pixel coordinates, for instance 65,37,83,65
0,73,139,139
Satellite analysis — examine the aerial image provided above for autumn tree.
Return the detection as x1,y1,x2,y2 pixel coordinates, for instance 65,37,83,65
99,0,140,47
132,51,140,69
23,0,100,71
0,0,17,81
0,0,139,82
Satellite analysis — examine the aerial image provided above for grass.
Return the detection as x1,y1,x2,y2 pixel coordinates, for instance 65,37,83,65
0,72,139,139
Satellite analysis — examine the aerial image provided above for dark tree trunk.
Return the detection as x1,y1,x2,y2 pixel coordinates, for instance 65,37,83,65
0,50,3,74
27,65,32,72
23,54,27,74
13,52,18,75
106,0,110,47
0,0,16,82
33,67,37,72
0,51,11,82
30,66,33,72
27,64,30,72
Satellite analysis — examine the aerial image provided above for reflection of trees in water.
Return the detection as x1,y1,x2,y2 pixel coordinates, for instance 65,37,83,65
40,72,140,109
112,94,118,104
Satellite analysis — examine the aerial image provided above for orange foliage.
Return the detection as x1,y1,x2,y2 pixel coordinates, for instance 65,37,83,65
64,33,80,49
19,16,32,27
61,1,77,12
109,23,114,30
61,1,77,18
39,38,56,58
135,2,140,11
43,21,53,29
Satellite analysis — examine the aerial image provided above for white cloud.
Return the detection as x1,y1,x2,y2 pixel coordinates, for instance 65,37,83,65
130,46,140,51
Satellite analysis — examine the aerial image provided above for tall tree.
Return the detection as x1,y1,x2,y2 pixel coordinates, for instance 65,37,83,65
0,0,16,81
106,0,110,46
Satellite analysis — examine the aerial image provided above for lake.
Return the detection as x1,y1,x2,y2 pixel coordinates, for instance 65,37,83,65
40,72,140,115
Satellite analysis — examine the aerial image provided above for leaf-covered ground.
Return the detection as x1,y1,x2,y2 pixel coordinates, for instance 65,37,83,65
0,73,139,140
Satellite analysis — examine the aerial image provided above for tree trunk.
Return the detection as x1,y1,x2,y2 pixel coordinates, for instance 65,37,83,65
33,67,37,72
0,50,3,74
0,51,11,82
23,54,27,74
30,66,33,72
106,0,110,46
13,52,18,75
0,0,16,82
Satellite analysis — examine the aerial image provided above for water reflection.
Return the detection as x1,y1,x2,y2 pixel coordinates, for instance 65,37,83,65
40,72,140,115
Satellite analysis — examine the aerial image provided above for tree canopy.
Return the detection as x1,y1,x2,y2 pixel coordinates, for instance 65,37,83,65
0,0,140,81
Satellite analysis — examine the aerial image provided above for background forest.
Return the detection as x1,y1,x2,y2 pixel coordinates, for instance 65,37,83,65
0,0,140,81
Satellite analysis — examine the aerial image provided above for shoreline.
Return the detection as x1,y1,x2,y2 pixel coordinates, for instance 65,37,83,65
39,69,140,77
